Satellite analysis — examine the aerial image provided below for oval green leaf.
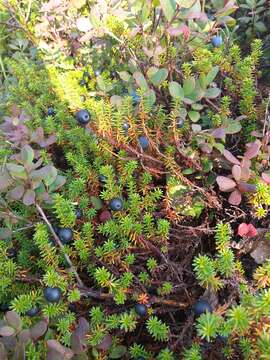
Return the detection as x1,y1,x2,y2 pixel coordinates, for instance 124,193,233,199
169,81,184,99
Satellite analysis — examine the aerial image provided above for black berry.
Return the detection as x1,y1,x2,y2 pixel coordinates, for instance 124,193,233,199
130,90,140,104
211,35,223,47
176,118,185,128
138,136,149,150
75,208,83,219
200,341,212,352
0,304,10,312
7,248,17,258
58,228,73,244
134,303,147,317
95,69,101,76
44,287,62,303
83,71,90,79
68,303,77,312
26,306,39,317
47,107,55,117
99,175,107,185
79,79,87,86
76,109,91,125
109,198,123,211
111,71,117,79
122,122,130,131
193,299,212,316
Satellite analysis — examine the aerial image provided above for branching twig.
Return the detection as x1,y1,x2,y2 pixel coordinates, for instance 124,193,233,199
35,203,84,287
263,92,270,136
205,98,220,112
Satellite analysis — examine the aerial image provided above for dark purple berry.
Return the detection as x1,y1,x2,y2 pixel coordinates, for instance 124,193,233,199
211,35,222,47
99,175,107,185
76,109,90,125
138,136,149,150
7,248,17,258
130,90,140,104
68,303,77,312
111,71,117,79
200,341,212,352
44,287,61,303
47,107,55,117
122,122,130,131
135,303,147,317
26,306,39,317
193,299,212,316
83,71,90,79
0,304,10,312
75,208,83,219
79,79,87,86
109,198,123,211
58,228,73,244
95,69,101,76
176,118,184,128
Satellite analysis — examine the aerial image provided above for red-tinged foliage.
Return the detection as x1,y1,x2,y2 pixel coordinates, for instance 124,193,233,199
237,223,257,237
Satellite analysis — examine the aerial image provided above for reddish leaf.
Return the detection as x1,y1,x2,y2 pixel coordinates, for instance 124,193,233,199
216,176,236,192
96,335,112,351
0,169,13,191
240,166,251,181
18,329,31,343
244,140,261,159
200,143,213,153
5,311,22,330
228,189,242,205
238,181,256,193
70,317,89,354
30,319,48,340
41,134,57,148
30,127,44,143
47,340,74,359
7,185,25,200
223,149,241,165
71,333,85,354
251,130,263,137
247,224,257,237
262,172,270,184
75,317,89,338
0,326,15,337
241,157,251,169
23,189,36,206
238,223,257,237
212,128,226,139
237,223,250,236
232,165,241,181
186,11,208,21
167,25,186,37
